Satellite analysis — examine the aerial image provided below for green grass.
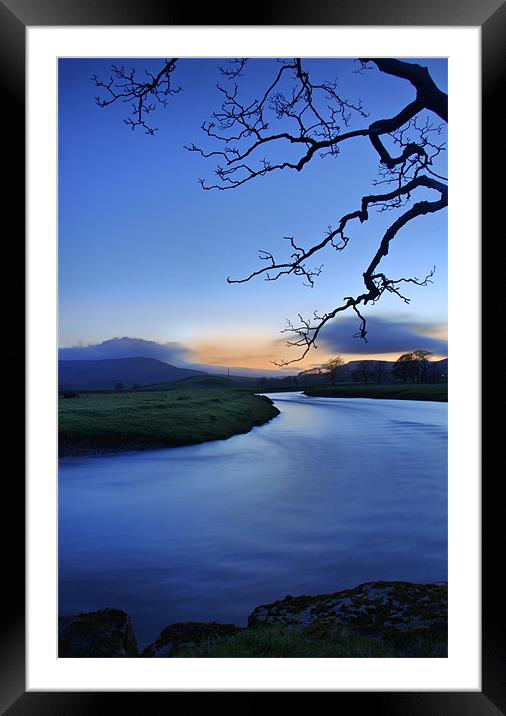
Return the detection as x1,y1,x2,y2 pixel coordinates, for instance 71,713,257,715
59,389,279,456
143,375,233,391
142,375,302,393
304,383,447,402
175,623,447,658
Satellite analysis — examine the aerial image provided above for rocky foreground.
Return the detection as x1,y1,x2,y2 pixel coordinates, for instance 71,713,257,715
58,581,447,658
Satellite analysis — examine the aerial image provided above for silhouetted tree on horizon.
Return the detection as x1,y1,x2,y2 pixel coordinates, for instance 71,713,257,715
372,362,385,384
351,361,373,385
411,349,434,383
94,58,447,365
322,355,345,386
393,350,434,383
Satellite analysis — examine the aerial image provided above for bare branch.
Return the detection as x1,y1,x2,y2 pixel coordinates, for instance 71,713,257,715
188,58,447,192
229,175,446,287
92,59,181,134
272,184,446,366
93,57,448,364
360,58,448,122
219,58,248,79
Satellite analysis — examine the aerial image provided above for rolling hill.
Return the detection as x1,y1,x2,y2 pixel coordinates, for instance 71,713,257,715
58,357,205,391
298,358,448,385
59,355,448,393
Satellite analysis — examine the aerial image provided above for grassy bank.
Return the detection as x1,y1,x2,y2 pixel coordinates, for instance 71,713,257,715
304,383,447,402
175,623,447,658
59,389,279,456
141,374,303,393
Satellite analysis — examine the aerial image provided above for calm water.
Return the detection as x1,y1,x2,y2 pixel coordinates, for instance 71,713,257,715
59,392,447,648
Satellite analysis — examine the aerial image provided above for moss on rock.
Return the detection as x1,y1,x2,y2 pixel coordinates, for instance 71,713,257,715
141,621,243,657
58,581,447,658
247,581,447,638
58,608,138,657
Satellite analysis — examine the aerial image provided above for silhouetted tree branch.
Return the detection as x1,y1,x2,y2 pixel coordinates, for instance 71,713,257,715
92,59,181,134
93,57,447,364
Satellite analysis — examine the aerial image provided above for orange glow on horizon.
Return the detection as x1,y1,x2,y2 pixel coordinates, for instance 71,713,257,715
188,336,447,374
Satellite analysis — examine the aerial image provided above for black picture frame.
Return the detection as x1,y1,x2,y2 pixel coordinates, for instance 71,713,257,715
3,0,501,710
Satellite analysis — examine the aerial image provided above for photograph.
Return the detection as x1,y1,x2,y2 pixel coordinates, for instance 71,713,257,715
57,56,449,659
0,0,500,703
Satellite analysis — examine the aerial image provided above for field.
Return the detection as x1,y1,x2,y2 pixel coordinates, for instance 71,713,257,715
59,389,279,456
141,374,300,392
304,384,447,402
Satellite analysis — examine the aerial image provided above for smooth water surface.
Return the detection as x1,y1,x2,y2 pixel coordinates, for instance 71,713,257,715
59,393,447,647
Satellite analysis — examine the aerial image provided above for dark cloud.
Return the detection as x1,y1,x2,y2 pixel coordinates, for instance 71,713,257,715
58,337,286,377
318,316,447,356
59,337,194,365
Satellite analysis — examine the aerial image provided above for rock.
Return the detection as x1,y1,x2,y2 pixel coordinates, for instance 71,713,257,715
247,581,447,636
141,621,243,657
57,582,447,658
58,608,138,657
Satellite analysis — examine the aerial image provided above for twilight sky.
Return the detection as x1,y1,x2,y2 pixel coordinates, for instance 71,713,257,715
59,57,448,374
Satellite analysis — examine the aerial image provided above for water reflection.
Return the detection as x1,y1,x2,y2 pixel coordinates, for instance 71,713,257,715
59,392,447,647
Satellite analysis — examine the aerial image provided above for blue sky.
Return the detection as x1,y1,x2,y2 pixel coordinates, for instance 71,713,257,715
59,58,447,373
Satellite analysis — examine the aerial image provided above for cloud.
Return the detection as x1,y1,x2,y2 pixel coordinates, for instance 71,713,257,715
58,337,193,365
318,316,448,356
57,318,447,377
59,336,289,376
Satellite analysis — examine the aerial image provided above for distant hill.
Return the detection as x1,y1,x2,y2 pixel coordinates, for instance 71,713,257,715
298,360,394,385
298,358,448,385
433,358,448,382
144,375,233,391
58,354,448,392
142,374,279,392
58,357,205,391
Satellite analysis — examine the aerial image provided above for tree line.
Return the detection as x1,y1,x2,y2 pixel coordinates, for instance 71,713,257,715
302,350,447,385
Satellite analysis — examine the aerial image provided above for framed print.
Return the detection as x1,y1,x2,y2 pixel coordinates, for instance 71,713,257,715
2,0,502,710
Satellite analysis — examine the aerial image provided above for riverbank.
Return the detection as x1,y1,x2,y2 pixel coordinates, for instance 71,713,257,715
59,581,447,658
304,384,447,401
59,389,280,456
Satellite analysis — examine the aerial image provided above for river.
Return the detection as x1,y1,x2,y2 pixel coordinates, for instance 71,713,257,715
59,392,447,648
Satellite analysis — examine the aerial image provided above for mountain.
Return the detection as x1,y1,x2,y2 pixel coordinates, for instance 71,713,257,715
58,357,206,391
58,337,192,365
